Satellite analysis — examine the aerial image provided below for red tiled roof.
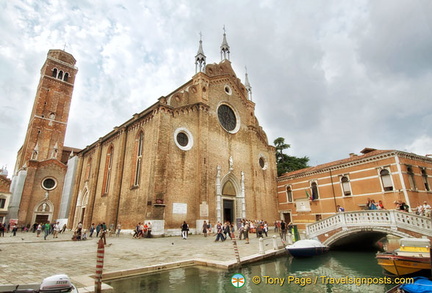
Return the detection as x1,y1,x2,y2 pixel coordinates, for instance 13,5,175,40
279,148,395,178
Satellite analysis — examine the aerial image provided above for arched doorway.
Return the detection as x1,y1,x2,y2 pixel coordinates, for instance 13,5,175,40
75,188,89,227
222,181,236,223
33,201,54,224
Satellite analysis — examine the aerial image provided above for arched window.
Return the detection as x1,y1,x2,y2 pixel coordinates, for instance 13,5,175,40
133,132,144,186
0,197,6,209
341,176,351,196
407,166,416,190
422,168,430,191
64,73,69,82
102,145,114,195
311,181,319,200
58,70,63,80
380,169,393,191
286,185,293,202
52,68,58,78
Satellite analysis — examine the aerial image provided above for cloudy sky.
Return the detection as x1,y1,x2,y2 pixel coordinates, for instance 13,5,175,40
1,0,432,177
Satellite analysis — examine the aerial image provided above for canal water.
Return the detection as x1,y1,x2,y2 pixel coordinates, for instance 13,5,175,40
107,251,401,292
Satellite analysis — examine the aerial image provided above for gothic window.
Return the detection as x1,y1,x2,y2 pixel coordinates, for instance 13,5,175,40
0,198,6,209
341,176,352,196
286,185,293,202
407,166,416,190
422,168,430,191
311,181,319,200
102,145,114,195
64,73,69,82
58,70,63,80
380,168,393,191
52,68,58,78
133,132,144,186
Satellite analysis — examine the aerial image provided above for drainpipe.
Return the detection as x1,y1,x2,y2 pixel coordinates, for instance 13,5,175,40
395,154,411,212
329,169,338,213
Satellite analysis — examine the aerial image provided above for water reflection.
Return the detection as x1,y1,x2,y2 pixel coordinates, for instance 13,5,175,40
107,251,394,292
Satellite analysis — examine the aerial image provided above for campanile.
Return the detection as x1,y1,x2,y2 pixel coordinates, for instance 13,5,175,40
9,50,78,225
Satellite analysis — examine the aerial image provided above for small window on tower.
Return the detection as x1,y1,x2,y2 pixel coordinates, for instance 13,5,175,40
52,68,58,78
64,73,69,82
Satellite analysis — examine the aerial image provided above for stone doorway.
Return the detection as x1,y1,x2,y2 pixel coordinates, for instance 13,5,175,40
35,214,49,224
223,199,234,223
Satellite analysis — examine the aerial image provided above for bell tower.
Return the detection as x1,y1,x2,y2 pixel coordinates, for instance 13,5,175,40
15,50,78,171
9,50,78,225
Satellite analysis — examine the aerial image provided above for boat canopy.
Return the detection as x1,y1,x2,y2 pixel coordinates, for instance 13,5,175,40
399,238,430,248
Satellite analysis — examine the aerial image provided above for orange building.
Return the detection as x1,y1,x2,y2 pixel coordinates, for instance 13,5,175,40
277,148,432,232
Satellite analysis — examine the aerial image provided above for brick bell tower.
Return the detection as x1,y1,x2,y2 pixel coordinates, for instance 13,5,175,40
8,50,78,226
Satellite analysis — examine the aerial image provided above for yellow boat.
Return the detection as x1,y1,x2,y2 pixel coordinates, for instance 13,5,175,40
376,238,431,276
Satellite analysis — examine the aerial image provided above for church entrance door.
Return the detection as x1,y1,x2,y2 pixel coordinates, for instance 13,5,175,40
223,199,234,223
35,214,49,224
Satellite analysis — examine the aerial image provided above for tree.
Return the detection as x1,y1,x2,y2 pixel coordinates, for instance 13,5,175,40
274,137,310,176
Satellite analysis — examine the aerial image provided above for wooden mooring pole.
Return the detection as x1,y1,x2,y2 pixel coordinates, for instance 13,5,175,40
95,238,105,293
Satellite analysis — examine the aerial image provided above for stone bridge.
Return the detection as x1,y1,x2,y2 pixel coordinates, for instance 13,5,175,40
306,210,432,248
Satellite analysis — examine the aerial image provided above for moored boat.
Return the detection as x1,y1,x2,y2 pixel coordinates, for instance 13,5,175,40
376,238,431,276
286,239,329,258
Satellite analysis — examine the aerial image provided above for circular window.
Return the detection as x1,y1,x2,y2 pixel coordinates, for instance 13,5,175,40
42,178,57,190
218,104,238,132
258,155,268,170
224,85,232,95
174,128,194,151
176,132,189,147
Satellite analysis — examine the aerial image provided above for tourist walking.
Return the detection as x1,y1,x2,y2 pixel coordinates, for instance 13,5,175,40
181,221,189,240
280,220,287,242
214,222,225,242
244,221,250,244
12,224,18,236
202,221,208,237
223,221,231,239
146,222,152,238
116,223,121,237
52,222,60,238
0,223,4,237
100,222,107,245
96,223,102,237
43,221,50,240
36,223,42,237
238,221,245,240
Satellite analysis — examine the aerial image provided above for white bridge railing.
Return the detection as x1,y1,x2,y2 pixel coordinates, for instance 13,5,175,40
306,210,432,239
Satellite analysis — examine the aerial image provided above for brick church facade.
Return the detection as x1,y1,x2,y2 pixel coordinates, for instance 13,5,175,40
69,34,278,234
7,34,279,234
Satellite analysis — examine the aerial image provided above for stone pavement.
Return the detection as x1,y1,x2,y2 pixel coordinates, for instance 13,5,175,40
0,230,287,292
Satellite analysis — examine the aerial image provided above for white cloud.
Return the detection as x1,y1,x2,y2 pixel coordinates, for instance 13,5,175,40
1,0,432,176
